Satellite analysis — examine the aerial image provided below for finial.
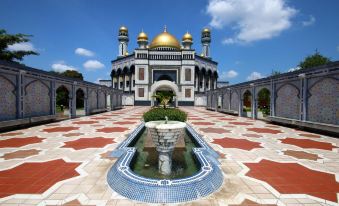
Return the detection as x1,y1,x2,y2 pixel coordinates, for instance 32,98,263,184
164,25,167,32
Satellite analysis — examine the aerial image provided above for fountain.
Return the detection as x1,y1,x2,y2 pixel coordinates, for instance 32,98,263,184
145,116,186,175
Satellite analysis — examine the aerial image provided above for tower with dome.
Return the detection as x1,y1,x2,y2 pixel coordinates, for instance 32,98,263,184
109,26,218,106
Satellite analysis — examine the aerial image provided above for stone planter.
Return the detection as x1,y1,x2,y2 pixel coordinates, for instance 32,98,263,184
145,121,186,175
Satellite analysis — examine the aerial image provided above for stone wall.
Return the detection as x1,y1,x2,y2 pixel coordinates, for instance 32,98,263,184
206,62,339,126
0,60,123,124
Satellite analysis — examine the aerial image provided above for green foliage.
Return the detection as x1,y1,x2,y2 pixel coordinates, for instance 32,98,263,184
51,70,84,80
143,108,187,122
298,51,331,69
271,70,282,76
0,29,39,61
56,86,69,108
152,91,175,109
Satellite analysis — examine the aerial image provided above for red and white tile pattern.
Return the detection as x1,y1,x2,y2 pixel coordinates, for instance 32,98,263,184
0,106,338,206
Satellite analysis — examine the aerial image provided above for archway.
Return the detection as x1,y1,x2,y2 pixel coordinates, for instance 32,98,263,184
56,85,70,118
76,88,85,117
150,80,179,107
243,90,252,117
257,88,271,119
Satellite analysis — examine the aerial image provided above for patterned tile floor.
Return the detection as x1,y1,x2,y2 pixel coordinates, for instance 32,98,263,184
0,106,338,206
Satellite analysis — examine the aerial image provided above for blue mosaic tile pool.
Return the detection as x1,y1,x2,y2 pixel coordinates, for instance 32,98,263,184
107,123,224,203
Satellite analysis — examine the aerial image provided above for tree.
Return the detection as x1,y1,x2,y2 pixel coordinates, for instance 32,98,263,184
0,29,39,61
270,70,282,76
298,51,331,69
152,91,176,109
51,70,84,80
62,70,83,80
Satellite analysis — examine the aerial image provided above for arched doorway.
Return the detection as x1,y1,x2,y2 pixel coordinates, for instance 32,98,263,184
56,85,70,118
243,90,252,117
150,80,179,107
257,88,271,119
76,88,85,117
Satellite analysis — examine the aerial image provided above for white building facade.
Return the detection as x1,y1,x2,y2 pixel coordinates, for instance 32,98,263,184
110,26,218,106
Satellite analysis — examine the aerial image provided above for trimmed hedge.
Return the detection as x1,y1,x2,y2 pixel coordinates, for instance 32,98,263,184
143,108,187,122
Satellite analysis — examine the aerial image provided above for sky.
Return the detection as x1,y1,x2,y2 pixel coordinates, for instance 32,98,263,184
1,0,339,84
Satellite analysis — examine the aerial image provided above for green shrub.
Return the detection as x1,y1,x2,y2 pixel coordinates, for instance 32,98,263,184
143,108,187,122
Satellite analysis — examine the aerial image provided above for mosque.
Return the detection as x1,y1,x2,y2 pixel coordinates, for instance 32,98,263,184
108,26,218,106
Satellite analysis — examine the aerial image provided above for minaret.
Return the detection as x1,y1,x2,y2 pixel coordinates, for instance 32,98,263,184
182,32,193,50
118,26,129,57
137,30,148,49
201,28,211,58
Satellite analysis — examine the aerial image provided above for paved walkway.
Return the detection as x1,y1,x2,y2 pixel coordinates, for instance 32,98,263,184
0,106,338,206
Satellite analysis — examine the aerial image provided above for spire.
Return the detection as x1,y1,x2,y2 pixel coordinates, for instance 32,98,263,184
164,25,167,32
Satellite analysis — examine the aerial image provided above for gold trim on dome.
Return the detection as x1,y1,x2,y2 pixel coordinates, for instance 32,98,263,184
149,27,181,49
182,32,193,42
119,26,128,32
138,31,148,41
202,28,210,33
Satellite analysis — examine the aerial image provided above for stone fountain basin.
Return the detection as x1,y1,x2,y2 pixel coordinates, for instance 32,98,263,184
145,120,186,129
145,121,186,152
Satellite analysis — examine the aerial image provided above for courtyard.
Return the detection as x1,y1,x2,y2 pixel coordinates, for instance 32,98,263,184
0,106,338,206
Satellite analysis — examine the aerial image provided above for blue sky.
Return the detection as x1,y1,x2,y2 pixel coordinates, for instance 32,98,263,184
1,0,338,84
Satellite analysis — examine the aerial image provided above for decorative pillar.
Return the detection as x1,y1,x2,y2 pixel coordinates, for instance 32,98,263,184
51,80,56,115
17,70,25,119
238,90,243,117
251,84,257,119
228,89,231,111
197,73,201,92
299,73,307,121
129,73,132,93
96,89,100,109
270,80,275,117
70,83,76,118
123,74,126,92
84,87,89,115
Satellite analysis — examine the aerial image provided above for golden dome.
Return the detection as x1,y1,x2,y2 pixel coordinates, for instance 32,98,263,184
202,28,210,33
149,27,181,49
182,32,193,42
119,26,128,32
137,31,148,41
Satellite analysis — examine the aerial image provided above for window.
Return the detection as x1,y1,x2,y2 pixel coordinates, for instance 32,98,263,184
139,68,144,80
185,89,191,98
185,69,191,81
126,81,130,87
138,88,144,97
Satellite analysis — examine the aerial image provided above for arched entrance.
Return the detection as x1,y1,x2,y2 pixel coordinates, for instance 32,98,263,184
76,88,85,117
150,80,179,107
243,90,252,117
56,85,70,118
257,88,271,119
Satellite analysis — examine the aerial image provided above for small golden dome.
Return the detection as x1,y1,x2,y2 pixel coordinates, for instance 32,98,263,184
182,32,193,42
137,31,148,41
202,28,210,33
119,26,128,32
149,27,181,49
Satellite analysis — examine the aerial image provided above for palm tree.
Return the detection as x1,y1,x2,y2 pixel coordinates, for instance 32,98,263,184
152,91,175,109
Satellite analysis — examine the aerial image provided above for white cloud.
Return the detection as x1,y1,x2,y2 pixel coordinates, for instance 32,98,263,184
247,72,264,81
206,0,297,44
7,42,36,51
302,15,315,27
75,48,95,57
219,70,238,80
51,62,77,72
288,66,301,72
83,60,105,71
